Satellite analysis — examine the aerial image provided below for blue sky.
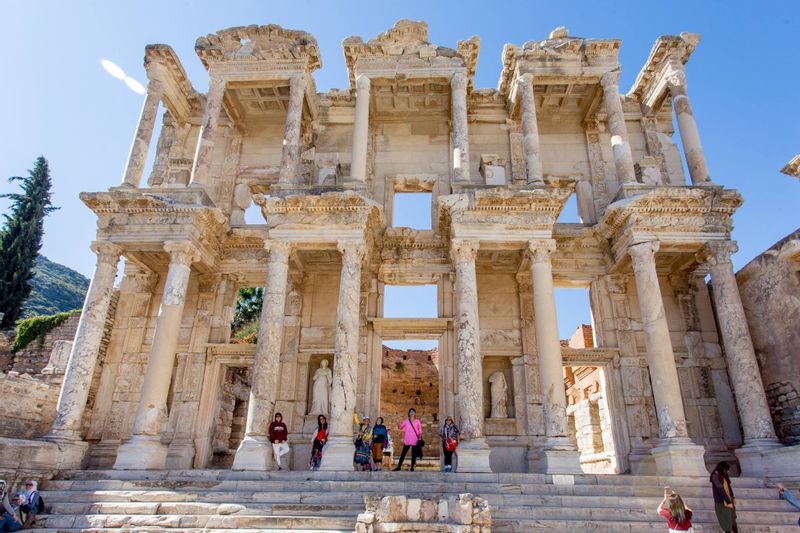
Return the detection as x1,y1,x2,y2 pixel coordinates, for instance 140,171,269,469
1,1,798,342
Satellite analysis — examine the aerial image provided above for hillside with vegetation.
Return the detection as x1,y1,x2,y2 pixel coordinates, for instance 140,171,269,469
22,255,89,318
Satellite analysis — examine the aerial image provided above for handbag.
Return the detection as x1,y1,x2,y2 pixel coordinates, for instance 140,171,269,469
410,419,425,458
444,435,458,452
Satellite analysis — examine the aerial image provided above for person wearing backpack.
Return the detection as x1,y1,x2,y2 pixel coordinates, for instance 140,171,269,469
393,408,423,471
439,417,460,473
20,480,42,528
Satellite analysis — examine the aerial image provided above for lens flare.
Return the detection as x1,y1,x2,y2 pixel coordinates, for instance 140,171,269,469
101,59,126,80
124,77,146,95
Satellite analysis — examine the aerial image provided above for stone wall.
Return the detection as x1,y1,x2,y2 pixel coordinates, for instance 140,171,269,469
736,230,800,444
211,367,250,467
380,346,440,452
7,313,81,374
0,373,59,438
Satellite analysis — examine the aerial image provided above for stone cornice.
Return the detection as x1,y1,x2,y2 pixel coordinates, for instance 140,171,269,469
628,32,701,112
145,44,203,123
195,24,321,72
781,154,800,180
342,20,479,90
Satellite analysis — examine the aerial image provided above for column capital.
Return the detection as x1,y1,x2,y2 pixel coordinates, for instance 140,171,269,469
697,240,737,267
207,75,227,96
450,239,480,264
264,239,294,261
526,239,557,264
516,73,534,87
337,239,367,264
355,74,371,91
289,73,306,91
164,240,200,267
664,57,687,90
451,71,468,90
145,76,165,99
628,240,660,265
91,240,123,265
600,69,621,89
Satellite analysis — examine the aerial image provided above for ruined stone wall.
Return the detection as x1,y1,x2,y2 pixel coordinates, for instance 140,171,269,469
9,313,81,374
0,373,59,438
380,346,440,452
737,231,800,444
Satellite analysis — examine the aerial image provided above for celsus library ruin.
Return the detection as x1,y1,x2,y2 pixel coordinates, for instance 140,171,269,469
5,18,800,532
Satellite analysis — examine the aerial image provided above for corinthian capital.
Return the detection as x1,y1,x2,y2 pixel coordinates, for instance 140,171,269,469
697,240,737,267
355,74,371,92
526,239,557,264
91,240,123,265
451,72,467,91
337,240,367,265
628,240,660,267
600,70,620,89
664,57,687,90
264,239,293,262
164,240,200,267
450,239,479,264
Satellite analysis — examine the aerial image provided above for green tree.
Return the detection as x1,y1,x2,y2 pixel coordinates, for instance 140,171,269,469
231,287,263,332
0,157,58,327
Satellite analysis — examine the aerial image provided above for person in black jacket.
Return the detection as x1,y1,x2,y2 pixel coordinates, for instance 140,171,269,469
710,461,737,533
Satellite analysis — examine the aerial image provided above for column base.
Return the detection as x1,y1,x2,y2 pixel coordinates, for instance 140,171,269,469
232,435,275,471
40,436,89,470
455,438,492,473
651,438,707,476
113,435,168,470
319,436,355,471
529,438,582,474
165,440,196,469
734,439,783,477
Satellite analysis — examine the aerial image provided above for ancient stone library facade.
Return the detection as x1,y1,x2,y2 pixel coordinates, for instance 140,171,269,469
40,20,792,477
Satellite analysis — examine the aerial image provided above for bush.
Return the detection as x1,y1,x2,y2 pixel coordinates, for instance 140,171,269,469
12,309,79,352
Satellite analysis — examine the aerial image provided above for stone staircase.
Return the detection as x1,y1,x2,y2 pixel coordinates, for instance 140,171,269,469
31,469,800,532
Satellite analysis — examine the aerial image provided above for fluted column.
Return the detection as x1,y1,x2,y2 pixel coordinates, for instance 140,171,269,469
46,241,123,442
232,240,293,470
189,76,226,187
451,72,470,182
700,241,780,474
600,71,636,185
450,239,492,472
628,241,706,475
666,58,711,185
114,241,199,469
278,75,306,185
517,74,544,185
350,75,370,182
321,240,366,470
527,240,581,473
120,77,164,187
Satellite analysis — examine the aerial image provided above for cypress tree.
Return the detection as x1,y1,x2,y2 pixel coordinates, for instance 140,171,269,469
0,156,58,327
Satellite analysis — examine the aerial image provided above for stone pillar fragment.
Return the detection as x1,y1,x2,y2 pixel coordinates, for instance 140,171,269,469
278,75,306,185
120,77,164,187
114,241,199,469
449,239,491,472
321,240,366,470
527,240,581,473
517,74,544,185
232,240,293,470
451,72,470,182
700,241,780,475
628,241,706,475
189,76,226,187
350,75,370,182
46,241,123,448
666,58,711,185
600,71,636,185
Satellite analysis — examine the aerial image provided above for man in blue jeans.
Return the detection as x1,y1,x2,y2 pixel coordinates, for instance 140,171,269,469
778,484,800,527
0,493,25,532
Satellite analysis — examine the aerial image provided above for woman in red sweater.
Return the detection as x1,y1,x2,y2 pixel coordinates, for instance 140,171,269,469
658,488,693,532
268,412,290,471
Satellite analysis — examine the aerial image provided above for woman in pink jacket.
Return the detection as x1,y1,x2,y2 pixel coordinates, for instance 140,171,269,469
393,408,423,471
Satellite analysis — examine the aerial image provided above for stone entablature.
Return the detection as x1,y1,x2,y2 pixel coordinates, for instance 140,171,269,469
37,20,787,480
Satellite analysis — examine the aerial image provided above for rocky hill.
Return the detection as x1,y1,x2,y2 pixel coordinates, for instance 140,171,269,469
23,256,89,317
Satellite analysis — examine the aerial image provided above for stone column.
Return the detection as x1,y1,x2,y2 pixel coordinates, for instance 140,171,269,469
189,76,226,187
46,241,123,450
321,240,366,470
701,241,780,475
628,241,706,475
120,77,164,187
527,240,581,473
449,239,491,472
666,58,711,185
278,75,306,185
114,241,199,469
517,74,544,185
232,240,293,470
451,72,470,182
600,71,636,185
350,75,370,182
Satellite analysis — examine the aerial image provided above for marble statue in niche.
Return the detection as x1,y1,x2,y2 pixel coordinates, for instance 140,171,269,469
309,359,332,415
489,371,509,418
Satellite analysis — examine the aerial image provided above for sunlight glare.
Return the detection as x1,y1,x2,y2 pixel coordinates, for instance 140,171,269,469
124,77,146,95
101,59,126,80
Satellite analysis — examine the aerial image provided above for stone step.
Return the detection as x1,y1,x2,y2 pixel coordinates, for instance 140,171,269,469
31,529,352,533
37,513,357,530
47,501,364,517
493,518,800,532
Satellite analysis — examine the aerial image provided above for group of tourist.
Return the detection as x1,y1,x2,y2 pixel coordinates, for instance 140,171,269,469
267,408,460,472
657,461,800,532
0,480,41,531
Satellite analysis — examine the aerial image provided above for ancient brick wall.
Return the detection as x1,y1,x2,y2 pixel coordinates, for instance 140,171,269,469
0,373,59,438
7,313,81,374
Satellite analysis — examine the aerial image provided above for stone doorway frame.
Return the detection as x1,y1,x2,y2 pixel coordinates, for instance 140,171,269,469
561,347,630,474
